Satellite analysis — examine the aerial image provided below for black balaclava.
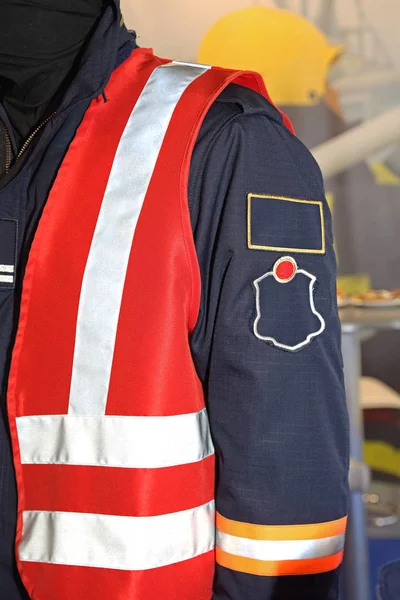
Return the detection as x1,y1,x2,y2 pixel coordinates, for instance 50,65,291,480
0,0,106,146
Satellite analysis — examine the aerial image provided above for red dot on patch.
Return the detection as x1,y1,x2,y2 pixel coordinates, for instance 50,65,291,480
274,258,297,282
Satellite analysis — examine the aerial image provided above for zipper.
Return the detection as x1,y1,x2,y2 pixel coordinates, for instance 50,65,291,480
0,118,12,174
17,112,56,161
0,111,56,175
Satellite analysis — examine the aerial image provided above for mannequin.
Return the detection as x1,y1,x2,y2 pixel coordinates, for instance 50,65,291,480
0,0,105,147
0,4,348,600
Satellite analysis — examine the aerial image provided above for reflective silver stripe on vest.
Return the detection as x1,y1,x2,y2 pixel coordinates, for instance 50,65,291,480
16,409,214,469
216,530,346,562
19,501,215,570
68,62,211,416
0,264,14,273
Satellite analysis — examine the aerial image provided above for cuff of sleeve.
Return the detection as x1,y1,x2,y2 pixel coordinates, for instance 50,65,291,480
216,512,347,577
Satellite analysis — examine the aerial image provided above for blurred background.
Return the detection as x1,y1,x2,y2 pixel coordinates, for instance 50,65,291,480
121,1,400,598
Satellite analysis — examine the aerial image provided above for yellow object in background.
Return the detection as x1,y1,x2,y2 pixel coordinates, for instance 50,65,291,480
369,162,400,186
326,192,334,215
364,441,400,479
198,7,342,106
326,192,338,261
337,274,371,296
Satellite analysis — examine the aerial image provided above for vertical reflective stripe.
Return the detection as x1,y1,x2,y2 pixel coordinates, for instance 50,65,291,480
68,63,210,416
19,501,215,570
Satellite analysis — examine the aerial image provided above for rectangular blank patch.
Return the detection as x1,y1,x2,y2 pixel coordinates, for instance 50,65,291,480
0,219,17,288
247,194,325,254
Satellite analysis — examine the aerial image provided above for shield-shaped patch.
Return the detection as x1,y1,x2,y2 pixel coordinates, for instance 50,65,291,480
253,256,325,352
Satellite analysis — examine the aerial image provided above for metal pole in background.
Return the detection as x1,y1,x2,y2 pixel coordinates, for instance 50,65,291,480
312,104,400,180
341,328,371,600
300,0,309,18
274,0,289,9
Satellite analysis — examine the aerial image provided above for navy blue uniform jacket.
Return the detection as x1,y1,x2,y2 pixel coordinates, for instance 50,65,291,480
0,2,349,599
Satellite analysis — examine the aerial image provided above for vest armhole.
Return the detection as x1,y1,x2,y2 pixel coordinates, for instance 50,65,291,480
176,66,294,333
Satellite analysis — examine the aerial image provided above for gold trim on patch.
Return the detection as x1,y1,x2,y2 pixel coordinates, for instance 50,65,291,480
247,194,326,255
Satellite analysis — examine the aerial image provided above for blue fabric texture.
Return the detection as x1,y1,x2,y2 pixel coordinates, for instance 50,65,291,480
377,560,400,600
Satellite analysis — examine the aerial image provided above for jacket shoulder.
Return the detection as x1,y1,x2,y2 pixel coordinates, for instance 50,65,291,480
194,82,285,151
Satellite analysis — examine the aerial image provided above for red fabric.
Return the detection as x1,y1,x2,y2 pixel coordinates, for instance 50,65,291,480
7,49,164,419
22,457,214,516
7,48,294,600
21,551,215,600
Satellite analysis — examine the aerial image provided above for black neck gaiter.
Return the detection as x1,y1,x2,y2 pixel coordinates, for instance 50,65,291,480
0,0,105,146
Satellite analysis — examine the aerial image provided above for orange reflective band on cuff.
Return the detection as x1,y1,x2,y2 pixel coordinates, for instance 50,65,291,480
216,513,348,541
216,548,344,577
216,513,347,577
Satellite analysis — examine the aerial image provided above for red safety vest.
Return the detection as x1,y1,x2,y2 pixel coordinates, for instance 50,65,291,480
7,49,293,600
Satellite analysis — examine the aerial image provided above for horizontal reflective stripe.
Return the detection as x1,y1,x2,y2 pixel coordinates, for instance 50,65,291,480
216,547,344,577
16,409,214,468
217,512,347,541
0,275,13,283
216,530,345,562
19,502,215,570
0,264,14,273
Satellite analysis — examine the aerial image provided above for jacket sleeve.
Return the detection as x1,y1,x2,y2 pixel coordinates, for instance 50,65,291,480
188,90,349,600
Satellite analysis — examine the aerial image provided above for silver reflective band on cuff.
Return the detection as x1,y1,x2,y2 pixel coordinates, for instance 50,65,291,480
16,409,214,468
216,530,346,562
19,502,215,570
68,62,210,417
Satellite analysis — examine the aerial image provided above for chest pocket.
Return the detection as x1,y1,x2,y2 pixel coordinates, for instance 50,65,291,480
0,218,17,289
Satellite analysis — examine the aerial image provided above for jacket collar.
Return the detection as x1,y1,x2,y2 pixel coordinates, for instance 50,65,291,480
0,2,136,180
57,2,136,115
